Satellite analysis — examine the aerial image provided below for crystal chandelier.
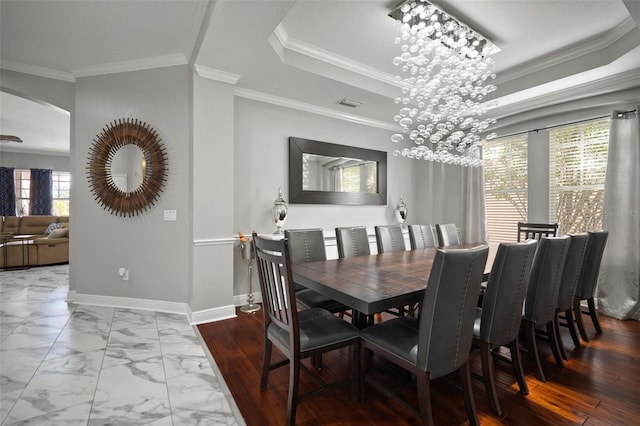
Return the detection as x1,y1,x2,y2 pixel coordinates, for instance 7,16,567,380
389,0,499,167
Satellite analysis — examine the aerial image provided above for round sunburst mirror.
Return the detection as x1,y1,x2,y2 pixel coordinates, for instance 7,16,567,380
87,118,168,217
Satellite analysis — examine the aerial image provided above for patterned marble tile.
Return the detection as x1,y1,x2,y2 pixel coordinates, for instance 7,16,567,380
89,363,170,425
1,265,244,426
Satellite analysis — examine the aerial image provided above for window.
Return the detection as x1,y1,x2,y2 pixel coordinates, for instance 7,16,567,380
14,169,31,216
339,162,377,193
549,118,609,235
13,169,71,216
483,134,528,242
52,171,71,216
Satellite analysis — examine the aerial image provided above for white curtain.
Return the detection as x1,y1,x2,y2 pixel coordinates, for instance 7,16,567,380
462,149,488,244
598,108,640,320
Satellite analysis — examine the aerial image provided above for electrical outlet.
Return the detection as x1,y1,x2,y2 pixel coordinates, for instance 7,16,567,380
164,210,177,221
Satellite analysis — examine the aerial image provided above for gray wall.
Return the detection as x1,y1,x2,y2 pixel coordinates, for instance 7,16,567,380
72,65,191,304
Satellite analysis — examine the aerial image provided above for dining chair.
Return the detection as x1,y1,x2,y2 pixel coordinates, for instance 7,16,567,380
252,232,359,426
335,226,370,258
408,224,437,250
374,224,406,253
435,223,460,247
284,228,349,315
517,222,558,242
359,245,489,426
555,233,590,357
472,239,537,416
573,231,609,342
521,235,571,382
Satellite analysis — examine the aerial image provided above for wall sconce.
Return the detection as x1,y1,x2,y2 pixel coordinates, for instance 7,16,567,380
395,194,408,226
272,187,288,234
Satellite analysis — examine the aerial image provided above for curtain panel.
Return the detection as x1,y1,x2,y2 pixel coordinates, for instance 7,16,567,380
598,108,640,321
462,149,488,244
29,168,53,215
0,167,17,216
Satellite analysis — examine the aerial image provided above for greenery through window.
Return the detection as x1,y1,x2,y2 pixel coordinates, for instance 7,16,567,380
483,134,528,242
549,118,609,234
340,162,377,193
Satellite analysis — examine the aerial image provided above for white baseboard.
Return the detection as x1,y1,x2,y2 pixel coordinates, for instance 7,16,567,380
67,291,240,325
233,292,263,307
190,305,237,325
67,291,191,315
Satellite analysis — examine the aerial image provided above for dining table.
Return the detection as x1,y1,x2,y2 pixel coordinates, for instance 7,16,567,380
292,242,497,329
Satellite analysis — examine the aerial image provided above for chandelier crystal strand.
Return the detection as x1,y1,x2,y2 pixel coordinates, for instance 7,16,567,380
390,0,499,167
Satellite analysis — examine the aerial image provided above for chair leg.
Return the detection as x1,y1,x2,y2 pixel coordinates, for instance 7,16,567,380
286,353,301,426
260,339,273,391
564,308,582,349
547,321,564,367
311,354,323,370
459,360,479,426
553,314,568,361
523,319,546,382
480,341,501,416
587,298,603,334
509,339,529,395
416,371,434,426
574,297,590,342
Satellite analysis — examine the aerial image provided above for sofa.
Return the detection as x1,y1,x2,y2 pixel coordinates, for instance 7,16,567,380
1,215,69,268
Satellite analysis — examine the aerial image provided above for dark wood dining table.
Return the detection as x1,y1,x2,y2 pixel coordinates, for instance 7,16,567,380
292,243,497,328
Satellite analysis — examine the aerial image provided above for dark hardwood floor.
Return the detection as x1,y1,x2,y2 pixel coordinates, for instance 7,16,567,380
198,309,640,425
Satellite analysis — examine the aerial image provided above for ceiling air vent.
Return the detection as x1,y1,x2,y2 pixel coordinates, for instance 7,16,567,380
337,98,363,108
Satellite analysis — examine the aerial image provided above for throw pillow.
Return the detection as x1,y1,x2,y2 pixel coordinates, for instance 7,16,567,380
44,223,62,235
48,228,69,238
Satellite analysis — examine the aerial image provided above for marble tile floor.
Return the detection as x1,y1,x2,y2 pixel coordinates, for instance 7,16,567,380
0,265,244,425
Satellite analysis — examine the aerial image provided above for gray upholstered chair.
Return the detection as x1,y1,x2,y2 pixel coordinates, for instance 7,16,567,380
360,246,489,426
335,226,370,258
473,240,537,416
573,231,609,341
517,222,558,241
408,224,437,250
374,224,406,253
252,233,359,426
555,233,590,357
435,223,460,247
284,228,349,314
522,235,571,382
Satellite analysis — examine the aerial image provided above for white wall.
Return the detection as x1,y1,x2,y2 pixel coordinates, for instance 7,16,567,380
72,65,191,309
0,151,69,171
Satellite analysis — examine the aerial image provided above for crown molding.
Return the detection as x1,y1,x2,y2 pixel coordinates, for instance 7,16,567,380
235,87,401,132
270,24,405,99
194,65,241,84
490,68,640,120
72,53,188,78
0,60,75,82
497,17,638,85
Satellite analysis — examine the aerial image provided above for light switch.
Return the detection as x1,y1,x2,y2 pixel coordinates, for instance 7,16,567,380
164,210,177,221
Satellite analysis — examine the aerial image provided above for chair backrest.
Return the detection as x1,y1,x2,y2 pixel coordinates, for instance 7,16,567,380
435,223,460,247
557,233,590,311
284,228,326,264
517,222,558,242
252,232,298,345
408,224,437,250
416,245,489,378
575,231,609,299
524,236,571,325
335,226,371,258
479,240,538,346
374,225,406,253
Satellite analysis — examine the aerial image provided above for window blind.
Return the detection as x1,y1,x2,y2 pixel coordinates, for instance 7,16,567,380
549,118,609,234
483,134,528,242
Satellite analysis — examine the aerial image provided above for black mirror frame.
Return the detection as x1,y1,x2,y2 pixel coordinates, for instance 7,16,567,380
289,137,387,205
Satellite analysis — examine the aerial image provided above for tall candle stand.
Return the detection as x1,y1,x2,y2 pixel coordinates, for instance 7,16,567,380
240,237,260,313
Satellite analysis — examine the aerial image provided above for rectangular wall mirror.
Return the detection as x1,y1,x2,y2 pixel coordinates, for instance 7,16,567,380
289,137,387,205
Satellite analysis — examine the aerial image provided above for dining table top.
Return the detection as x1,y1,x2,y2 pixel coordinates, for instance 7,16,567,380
291,243,497,322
